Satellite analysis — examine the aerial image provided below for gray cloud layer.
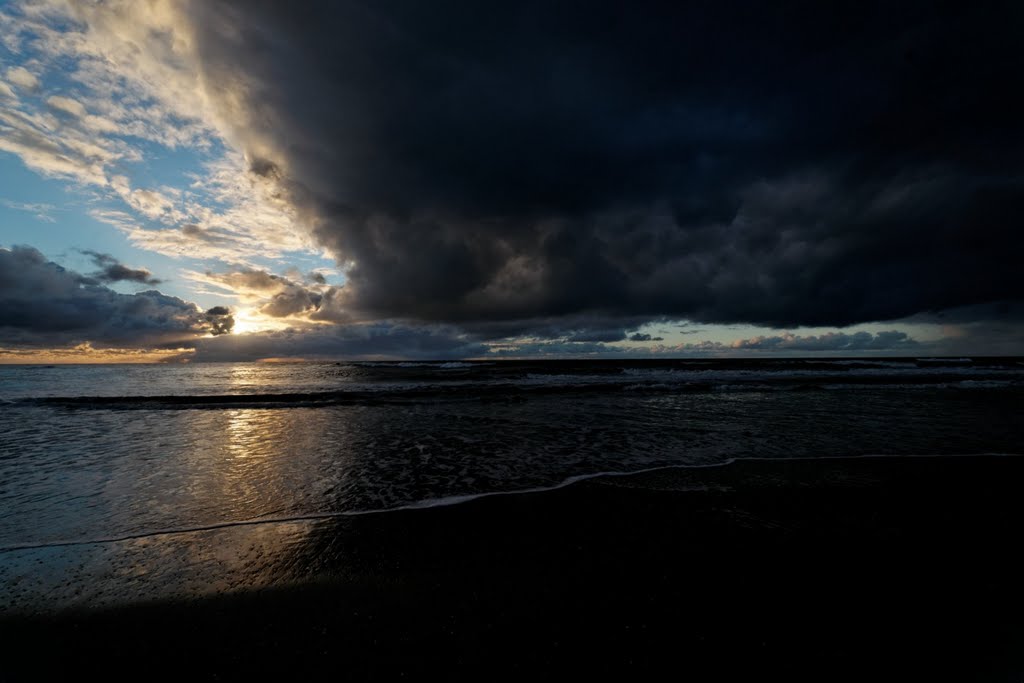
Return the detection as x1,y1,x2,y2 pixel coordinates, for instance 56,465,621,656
0,246,233,347
80,250,162,285
0,245,956,357
730,330,916,352
180,0,1023,331
189,323,486,362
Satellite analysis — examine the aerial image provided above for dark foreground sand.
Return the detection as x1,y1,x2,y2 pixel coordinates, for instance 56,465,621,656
2,455,1024,681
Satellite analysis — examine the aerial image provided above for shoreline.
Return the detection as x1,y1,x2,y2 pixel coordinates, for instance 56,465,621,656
3,454,1024,679
3,451,1019,555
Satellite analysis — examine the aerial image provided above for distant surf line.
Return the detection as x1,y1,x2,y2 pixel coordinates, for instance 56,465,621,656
9,373,1023,409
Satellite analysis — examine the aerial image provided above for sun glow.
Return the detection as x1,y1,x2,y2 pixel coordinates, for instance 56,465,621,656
229,309,292,335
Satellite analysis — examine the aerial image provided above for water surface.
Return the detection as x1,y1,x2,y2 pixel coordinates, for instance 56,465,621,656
2,358,1022,549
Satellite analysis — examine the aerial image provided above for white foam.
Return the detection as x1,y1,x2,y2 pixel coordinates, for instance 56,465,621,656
711,383,776,392
956,380,1015,389
4,452,1020,554
508,365,1024,399
587,365,1023,386
522,373,627,386
813,360,919,368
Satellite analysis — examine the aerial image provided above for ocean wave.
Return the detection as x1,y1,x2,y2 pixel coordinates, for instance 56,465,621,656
11,374,1022,409
4,357,1022,407
4,359,1024,402
357,361,491,368
809,359,919,368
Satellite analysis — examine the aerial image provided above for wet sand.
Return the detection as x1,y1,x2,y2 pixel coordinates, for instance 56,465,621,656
3,454,1024,680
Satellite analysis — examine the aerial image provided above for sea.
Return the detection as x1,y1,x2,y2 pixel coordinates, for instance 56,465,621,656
1,357,1022,552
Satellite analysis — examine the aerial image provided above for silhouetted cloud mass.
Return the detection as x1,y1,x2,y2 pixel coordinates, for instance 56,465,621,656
204,307,235,335
0,246,232,347
629,333,663,343
180,0,1022,331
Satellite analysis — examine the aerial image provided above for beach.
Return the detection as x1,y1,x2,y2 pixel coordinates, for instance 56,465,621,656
3,453,1023,680
2,0,1022,677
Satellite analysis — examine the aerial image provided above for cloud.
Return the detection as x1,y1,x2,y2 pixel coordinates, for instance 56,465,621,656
196,268,292,294
187,267,339,321
643,330,921,356
0,106,111,185
0,245,232,348
729,330,918,352
628,333,663,342
0,3,315,267
3,2,211,147
204,307,234,335
96,154,315,264
453,314,658,343
488,340,618,357
0,342,189,364
80,250,162,285
566,329,627,343
1,198,58,222
46,95,87,117
259,288,322,318
4,65,38,90
112,183,181,221
1,0,1021,352
167,1,1023,331
189,322,486,362
902,302,1024,356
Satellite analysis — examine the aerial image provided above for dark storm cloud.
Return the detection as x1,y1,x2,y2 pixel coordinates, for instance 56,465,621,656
186,1,1023,332
440,314,660,343
80,250,161,285
628,333,663,342
189,322,487,362
566,329,626,343
901,302,1024,356
0,246,233,347
907,301,1024,325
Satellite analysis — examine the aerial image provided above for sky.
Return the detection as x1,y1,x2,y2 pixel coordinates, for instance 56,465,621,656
0,0,1021,362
